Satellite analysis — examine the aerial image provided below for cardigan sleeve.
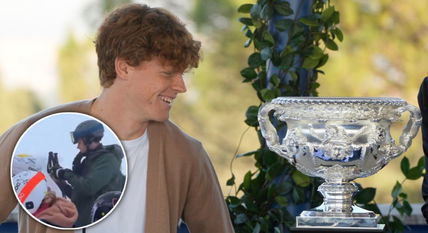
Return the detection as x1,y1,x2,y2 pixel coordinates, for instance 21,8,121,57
0,125,22,222
182,143,235,233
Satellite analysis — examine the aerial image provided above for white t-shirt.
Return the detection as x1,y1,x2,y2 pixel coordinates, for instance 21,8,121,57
76,131,149,233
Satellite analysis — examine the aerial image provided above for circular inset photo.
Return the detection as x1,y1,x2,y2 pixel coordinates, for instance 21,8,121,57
10,112,127,230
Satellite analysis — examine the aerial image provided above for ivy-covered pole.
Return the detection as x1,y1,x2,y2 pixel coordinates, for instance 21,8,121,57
227,1,343,232
264,0,315,216
266,0,313,96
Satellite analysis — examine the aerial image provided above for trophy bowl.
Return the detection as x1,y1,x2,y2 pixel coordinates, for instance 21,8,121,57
258,97,421,228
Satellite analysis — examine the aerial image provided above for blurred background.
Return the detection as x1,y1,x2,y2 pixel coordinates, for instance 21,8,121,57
1,0,428,206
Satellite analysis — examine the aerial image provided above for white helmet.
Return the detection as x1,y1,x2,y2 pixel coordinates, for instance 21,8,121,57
12,171,47,214
12,154,42,176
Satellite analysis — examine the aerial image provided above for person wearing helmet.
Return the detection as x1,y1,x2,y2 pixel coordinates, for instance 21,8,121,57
12,171,78,228
90,191,121,223
47,120,125,227
0,3,234,233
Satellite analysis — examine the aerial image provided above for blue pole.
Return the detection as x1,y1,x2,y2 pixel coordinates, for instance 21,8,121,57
267,0,314,96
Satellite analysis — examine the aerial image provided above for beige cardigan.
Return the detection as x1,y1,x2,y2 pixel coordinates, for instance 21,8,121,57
0,100,234,233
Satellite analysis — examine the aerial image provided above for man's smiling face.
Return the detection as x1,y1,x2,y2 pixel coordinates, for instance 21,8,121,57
124,58,187,123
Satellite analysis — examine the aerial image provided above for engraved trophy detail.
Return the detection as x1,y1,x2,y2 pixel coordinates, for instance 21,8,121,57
258,97,421,228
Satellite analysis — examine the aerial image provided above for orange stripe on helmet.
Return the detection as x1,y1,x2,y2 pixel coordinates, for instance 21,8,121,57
18,171,45,203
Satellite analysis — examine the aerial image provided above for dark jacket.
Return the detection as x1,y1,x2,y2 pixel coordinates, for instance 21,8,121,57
418,77,428,222
64,144,125,227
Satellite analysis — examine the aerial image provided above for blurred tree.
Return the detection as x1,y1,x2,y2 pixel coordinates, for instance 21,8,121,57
58,33,99,102
319,0,428,203
0,75,42,133
170,0,260,188
320,0,428,101
58,0,134,103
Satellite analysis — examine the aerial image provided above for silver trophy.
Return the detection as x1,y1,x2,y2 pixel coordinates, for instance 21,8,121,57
258,97,421,228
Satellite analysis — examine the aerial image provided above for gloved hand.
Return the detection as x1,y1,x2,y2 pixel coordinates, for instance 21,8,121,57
56,168,73,180
48,152,64,180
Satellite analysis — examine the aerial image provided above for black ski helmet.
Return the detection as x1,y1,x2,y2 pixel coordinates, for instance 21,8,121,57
70,120,104,144
90,191,121,222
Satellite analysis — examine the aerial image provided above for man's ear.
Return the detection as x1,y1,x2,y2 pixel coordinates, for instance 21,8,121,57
115,57,130,80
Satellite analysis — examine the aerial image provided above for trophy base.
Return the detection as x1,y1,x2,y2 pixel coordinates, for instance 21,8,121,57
296,205,379,228
290,224,385,232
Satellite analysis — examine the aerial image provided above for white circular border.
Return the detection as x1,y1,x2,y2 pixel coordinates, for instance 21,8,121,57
10,112,129,230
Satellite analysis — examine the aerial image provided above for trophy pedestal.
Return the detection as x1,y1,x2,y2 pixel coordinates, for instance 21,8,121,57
290,224,385,233
296,205,379,228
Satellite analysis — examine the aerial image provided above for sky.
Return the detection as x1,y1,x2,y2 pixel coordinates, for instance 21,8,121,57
0,0,189,107
0,0,91,105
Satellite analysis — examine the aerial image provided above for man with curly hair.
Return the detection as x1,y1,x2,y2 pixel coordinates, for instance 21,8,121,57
0,4,234,233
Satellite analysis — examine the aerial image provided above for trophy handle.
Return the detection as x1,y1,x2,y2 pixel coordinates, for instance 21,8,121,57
258,103,287,158
396,104,422,154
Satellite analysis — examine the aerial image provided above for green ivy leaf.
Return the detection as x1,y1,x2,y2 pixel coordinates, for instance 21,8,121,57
239,17,253,26
324,38,338,50
299,17,318,26
289,71,298,81
279,54,294,69
275,196,288,206
263,150,279,166
402,200,412,216
355,187,376,204
227,196,241,208
243,171,252,190
269,74,280,87
277,181,293,195
406,167,423,180
291,170,310,187
248,52,263,68
267,162,283,180
310,46,324,59
318,54,329,67
245,105,260,127
238,3,253,13
240,67,257,82
226,174,235,186
390,216,405,232
417,156,425,172
398,194,407,201
273,1,293,16
234,213,248,224
260,47,273,60
401,157,410,175
362,203,381,214
237,150,258,158
252,223,261,233
292,187,305,203
275,19,294,32
391,181,402,198
302,57,319,69
250,3,262,19
320,6,335,22
311,82,320,90
332,11,340,24
260,4,273,20
331,28,344,42
263,31,275,44
245,29,253,38
397,200,412,216
260,88,277,102
244,38,252,48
